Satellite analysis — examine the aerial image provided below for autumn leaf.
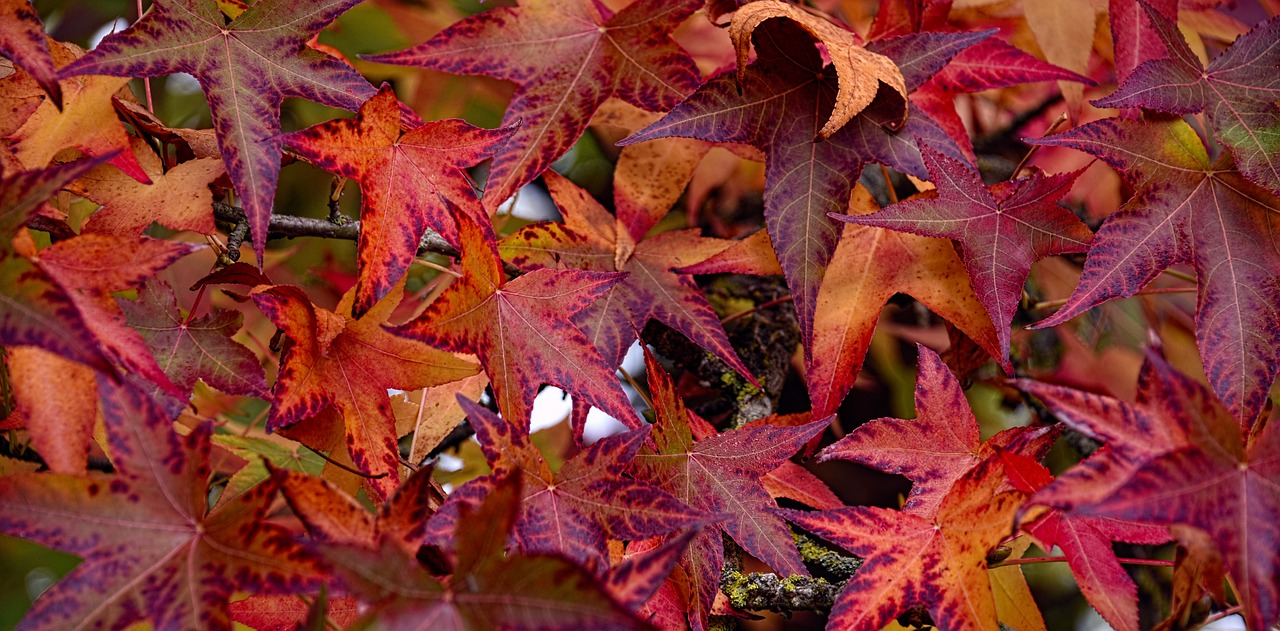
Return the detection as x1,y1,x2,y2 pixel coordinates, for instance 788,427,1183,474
629,348,829,629
252,280,479,501
0,377,324,630
1002,451,1170,631
836,146,1093,363
1022,0,1099,118
282,83,514,316
67,137,225,236
392,211,642,429
1014,353,1280,630
621,19,987,360
5,346,97,474
730,0,908,137
0,0,61,107
1032,117,1280,424
309,470,648,630
61,0,381,261
1095,4,1280,194
1,154,108,251
819,345,1054,519
121,279,267,397
8,45,149,183
423,396,705,572
366,0,702,213
809,186,1001,417
500,170,753,385
1108,0,1177,84
779,455,1023,631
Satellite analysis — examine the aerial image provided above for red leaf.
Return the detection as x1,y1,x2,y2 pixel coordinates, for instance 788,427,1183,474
426,397,705,572
779,455,1023,631
837,147,1092,363
282,84,513,316
252,281,479,502
365,0,703,212
1015,354,1280,629
0,0,61,107
629,348,829,629
1033,117,1280,424
1094,5,1280,194
620,19,987,362
392,211,642,429
61,0,381,262
313,471,647,629
0,377,324,630
500,170,753,388
820,345,1055,519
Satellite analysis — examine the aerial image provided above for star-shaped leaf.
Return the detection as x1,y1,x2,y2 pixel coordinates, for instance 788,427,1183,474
1032,117,1280,424
620,19,987,358
366,0,703,211
1015,354,1280,630
837,146,1093,362
313,470,647,630
810,185,1001,416
819,345,1055,519
424,396,705,572
1094,4,1280,194
778,455,1023,631
61,0,381,261
252,280,479,501
0,377,324,631
121,279,266,398
282,84,514,316
392,211,642,429
0,0,61,107
500,170,753,385
1002,451,1170,631
629,348,829,629
67,137,225,236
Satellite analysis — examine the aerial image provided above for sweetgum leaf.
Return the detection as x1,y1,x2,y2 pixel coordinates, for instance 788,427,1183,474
729,0,908,137
629,348,829,629
810,186,1000,417
1,155,108,249
422,397,705,572
282,84,514,316
392,211,642,429
313,472,647,630
1015,355,1280,630
620,19,986,359
121,279,267,397
819,345,1055,519
1094,4,1280,194
0,377,324,631
1032,118,1280,424
779,455,1024,631
1108,0,1176,84
0,0,61,107
500,170,753,388
836,147,1092,364
252,280,479,502
61,0,381,262
68,137,225,237
366,0,703,212
1002,451,1170,631
5,346,97,474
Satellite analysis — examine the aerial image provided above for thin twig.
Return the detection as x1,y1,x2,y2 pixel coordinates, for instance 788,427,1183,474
1012,112,1068,178
304,445,388,479
879,164,899,205
1031,287,1196,311
721,295,795,325
992,555,1172,568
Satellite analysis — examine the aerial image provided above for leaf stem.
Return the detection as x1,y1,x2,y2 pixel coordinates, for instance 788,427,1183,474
992,555,1172,568
303,445,389,480
1012,112,1068,178
1031,286,1196,311
879,165,899,205
721,294,795,325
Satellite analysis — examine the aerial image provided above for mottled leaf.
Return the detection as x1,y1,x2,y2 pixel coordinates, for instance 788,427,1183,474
0,0,61,107
392,211,641,429
621,19,985,358
1095,5,1280,194
0,377,323,631
779,455,1023,631
62,0,381,261
5,346,97,474
1033,118,1280,424
837,147,1092,363
252,280,479,501
282,84,513,316
366,0,703,212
